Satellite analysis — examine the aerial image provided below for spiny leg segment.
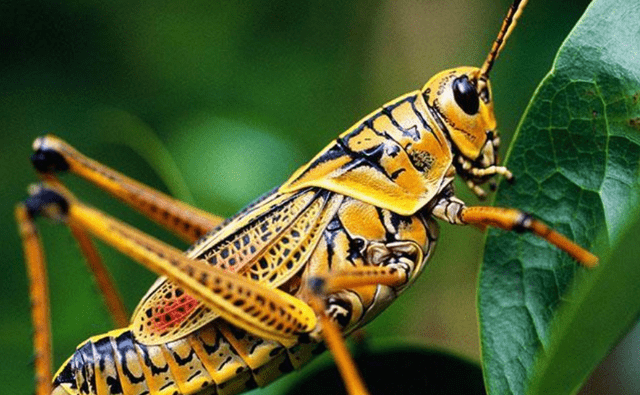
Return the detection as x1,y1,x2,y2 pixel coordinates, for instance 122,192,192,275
31,135,224,244
460,206,598,267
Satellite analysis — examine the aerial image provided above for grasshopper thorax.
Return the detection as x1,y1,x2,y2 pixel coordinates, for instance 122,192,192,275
422,67,509,195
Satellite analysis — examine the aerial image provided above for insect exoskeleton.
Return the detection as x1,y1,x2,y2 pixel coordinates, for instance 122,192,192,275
18,1,597,395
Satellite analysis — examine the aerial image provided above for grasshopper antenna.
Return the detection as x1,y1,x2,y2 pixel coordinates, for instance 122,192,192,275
478,0,529,83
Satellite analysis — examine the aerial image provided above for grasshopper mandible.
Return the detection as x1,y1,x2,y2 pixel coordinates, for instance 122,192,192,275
17,1,597,394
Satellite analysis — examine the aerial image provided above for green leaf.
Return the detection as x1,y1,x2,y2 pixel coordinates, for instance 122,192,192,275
529,206,640,394
478,0,640,394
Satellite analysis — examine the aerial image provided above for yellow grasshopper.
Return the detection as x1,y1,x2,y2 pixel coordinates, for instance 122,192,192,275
17,1,597,394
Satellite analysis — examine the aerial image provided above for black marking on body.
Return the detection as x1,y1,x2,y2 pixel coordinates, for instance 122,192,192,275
219,356,233,370
249,338,265,354
362,118,386,138
401,125,421,142
383,142,401,158
92,337,124,394
389,213,408,240
158,381,175,391
390,168,405,179
70,351,85,392
411,98,441,145
228,324,247,341
94,337,112,373
382,106,411,138
336,138,398,182
53,356,78,389
78,342,96,394
425,99,450,138
323,216,343,269
374,207,392,243
106,375,124,394
115,331,146,384
383,95,439,145
378,98,440,174
136,343,170,376
296,142,349,181
294,95,434,185
375,207,404,243
187,370,203,382
346,235,365,264
382,95,411,114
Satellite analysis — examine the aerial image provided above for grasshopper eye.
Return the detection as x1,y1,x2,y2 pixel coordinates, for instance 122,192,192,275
452,76,479,115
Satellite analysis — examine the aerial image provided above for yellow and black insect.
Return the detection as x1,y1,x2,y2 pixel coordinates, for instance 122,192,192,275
16,1,598,394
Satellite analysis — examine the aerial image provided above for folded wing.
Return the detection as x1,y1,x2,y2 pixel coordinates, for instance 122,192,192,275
132,189,343,345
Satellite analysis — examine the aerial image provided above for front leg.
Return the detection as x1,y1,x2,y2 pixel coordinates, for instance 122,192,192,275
429,187,598,267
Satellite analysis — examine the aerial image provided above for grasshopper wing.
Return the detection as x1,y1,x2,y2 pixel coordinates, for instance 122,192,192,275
132,188,343,345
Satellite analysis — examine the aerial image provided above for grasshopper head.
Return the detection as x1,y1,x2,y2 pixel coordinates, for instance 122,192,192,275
420,0,528,196
422,67,508,194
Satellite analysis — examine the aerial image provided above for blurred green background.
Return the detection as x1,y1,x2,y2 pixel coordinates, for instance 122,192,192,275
3,0,636,393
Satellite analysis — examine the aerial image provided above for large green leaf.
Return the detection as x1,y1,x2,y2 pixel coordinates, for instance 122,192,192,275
479,0,640,394
529,206,640,394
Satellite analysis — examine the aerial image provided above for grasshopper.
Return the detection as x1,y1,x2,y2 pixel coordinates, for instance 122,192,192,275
17,0,597,394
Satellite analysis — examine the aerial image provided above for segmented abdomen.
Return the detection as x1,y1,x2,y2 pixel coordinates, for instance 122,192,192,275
52,321,319,395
